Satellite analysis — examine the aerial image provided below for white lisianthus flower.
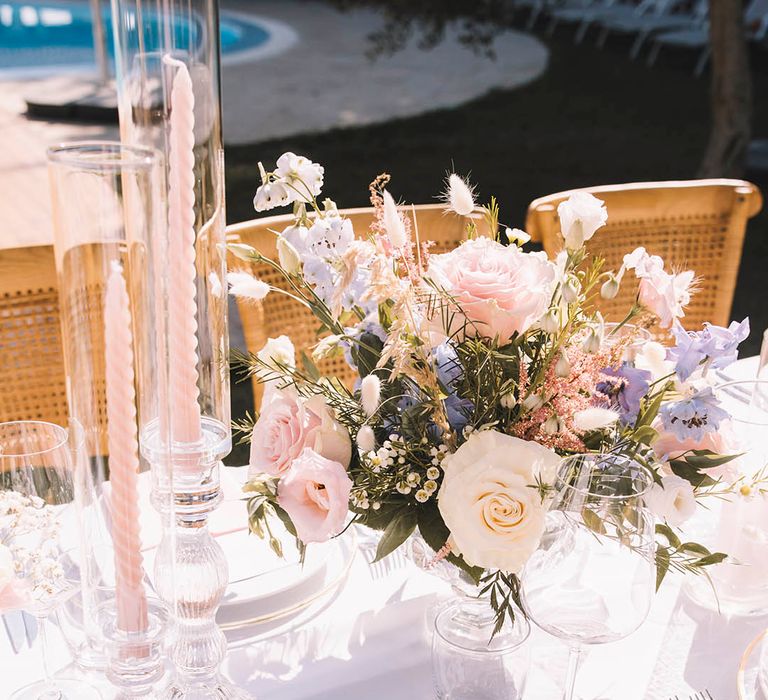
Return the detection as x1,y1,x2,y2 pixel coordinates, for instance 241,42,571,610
253,180,292,212
635,341,675,382
623,247,694,328
356,425,376,453
506,227,531,246
557,192,607,250
257,335,295,379
277,236,302,275
360,374,381,417
382,190,407,250
444,173,476,216
227,272,270,301
274,152,324,203
645,475,697,526
573,407,620,432
437,430,560,573
228,243,258,262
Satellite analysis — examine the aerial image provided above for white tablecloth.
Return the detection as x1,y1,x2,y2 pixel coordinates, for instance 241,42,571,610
4,358,767,699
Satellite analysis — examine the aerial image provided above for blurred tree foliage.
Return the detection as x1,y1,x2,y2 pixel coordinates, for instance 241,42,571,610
331,0,517,58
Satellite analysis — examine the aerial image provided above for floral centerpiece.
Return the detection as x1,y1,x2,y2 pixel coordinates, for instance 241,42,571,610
229,153,761,630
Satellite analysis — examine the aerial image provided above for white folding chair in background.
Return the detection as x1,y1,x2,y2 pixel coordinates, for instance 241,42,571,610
648,0,768,76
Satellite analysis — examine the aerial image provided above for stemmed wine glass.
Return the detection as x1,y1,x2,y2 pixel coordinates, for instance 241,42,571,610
0,420,102,700
521,453,656,700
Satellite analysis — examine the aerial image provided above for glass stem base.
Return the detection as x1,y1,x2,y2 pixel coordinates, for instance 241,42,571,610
153,466,253,700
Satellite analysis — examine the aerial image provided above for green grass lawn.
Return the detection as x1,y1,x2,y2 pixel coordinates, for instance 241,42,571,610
223,17,768,464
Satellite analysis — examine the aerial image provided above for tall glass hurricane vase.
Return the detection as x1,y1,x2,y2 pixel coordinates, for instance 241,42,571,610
521,454,656,700
48,142,171,697
110,2,239,697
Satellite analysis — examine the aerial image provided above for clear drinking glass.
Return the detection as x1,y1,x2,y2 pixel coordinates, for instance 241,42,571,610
521,453,656,700
0,421,101,700
432,598,530,700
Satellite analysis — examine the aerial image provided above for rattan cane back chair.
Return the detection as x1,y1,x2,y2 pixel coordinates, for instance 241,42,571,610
227,204,491,408
525,179,763,331
0,245,69,428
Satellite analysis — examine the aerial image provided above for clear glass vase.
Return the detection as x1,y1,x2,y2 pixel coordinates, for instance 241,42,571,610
48,142,169,692
406,534,531,699
110,2,242,692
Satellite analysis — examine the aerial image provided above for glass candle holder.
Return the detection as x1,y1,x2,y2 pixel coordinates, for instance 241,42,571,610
110,3,241,694
48,142,170,682
98,596,169,698
687,380,768,615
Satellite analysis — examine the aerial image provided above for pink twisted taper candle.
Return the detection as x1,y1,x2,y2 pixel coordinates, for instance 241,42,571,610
166,57,203,456
104,261,148,633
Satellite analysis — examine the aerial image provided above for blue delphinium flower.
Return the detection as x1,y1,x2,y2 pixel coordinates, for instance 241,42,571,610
668,318,750,382
434,343,474,433
597,363,651,424
660,387,730,442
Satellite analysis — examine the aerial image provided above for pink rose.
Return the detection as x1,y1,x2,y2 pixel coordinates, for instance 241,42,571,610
277,448,352,544
427,238,556,341
249,389,351,478
652,418,743,482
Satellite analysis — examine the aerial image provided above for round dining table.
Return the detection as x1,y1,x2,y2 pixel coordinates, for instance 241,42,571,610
3,357,768,700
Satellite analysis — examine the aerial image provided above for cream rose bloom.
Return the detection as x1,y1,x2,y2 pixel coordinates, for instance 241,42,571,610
437,430,560,573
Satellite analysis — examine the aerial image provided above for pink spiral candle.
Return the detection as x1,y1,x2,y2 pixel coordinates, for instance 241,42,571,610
104,261,148,633
166,57,203,456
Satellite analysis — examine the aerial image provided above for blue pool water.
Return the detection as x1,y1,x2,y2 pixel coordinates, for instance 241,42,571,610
0,0,270,71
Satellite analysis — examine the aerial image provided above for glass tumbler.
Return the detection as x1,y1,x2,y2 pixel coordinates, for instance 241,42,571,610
432,597,530,700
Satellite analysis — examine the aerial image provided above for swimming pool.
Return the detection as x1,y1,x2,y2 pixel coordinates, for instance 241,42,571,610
0,0,286,75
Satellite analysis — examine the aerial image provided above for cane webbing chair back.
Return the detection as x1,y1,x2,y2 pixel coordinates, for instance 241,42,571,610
525,179,763,331
0,245,69,428
227,204,491,408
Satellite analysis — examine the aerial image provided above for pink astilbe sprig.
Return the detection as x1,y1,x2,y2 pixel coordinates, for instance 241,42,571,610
512,342,624,451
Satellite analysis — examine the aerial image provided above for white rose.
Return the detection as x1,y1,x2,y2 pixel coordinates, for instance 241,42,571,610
645,475,696,526
437,430,560,573
557,192,607,250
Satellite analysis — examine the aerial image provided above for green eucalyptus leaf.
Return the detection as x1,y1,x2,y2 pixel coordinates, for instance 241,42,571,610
655,546,670,590
655,523,681,550
374,508,418,563
669,460,716,488
695,552,728,567
685,451,744,469
582,507,606,535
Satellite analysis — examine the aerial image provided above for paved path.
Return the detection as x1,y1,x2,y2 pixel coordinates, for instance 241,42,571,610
0,0,548,248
